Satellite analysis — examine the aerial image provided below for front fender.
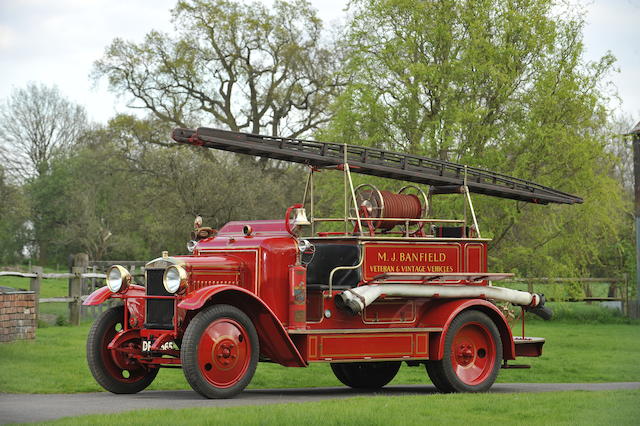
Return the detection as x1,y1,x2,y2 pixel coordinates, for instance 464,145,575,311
83,284,146,305
83,285,147,328
179,286,306,367
420,298,515,361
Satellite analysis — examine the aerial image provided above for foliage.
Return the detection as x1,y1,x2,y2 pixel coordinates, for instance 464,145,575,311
1,320,638,393
94,0,344,137
23,114,305,263
0,0,634,280
319,0,627,278
0,167,29,264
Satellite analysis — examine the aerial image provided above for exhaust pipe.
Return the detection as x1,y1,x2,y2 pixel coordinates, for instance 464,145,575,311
335,284,552,319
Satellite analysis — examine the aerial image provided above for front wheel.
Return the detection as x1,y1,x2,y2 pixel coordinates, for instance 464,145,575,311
86,306,158,394
426,310,502,393
331,361,401,389
181,304,259,399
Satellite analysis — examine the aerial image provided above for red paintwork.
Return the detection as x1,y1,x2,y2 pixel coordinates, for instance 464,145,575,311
362,241,486,283
179,284,305,367
83,284,146,306
85,217,533,376
100,321,151,383
451,321,497,385
420,299,515,360
288,266,307,330
197,318,252,388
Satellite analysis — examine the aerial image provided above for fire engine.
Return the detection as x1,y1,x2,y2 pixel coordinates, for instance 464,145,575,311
84,127,582,398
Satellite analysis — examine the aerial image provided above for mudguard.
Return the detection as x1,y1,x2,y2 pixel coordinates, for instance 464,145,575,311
179,285,307,367
83,285,146,328
420,298,516,361
83,284,146,305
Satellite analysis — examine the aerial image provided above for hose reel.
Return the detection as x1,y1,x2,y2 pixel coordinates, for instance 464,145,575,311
351,184,428,234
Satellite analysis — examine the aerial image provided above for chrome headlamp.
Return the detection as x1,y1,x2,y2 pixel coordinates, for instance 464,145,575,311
163,265,188,294
106,265,132,293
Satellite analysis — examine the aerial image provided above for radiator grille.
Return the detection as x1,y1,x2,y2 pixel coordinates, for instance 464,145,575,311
145,268,175,330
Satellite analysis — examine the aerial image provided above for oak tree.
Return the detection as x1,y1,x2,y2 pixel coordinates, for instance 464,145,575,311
94,0,344,137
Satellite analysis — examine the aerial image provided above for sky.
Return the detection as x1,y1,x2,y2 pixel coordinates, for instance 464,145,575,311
0,0,638,126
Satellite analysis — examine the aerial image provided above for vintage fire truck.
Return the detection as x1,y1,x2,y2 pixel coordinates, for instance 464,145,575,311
84,127,582,398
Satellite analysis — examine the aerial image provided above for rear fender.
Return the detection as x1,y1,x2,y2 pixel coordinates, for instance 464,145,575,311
178,286,306,367
83,285,146,328
420,299,515,361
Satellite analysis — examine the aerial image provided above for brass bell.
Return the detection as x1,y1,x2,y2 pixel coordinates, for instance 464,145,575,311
292,207,311,227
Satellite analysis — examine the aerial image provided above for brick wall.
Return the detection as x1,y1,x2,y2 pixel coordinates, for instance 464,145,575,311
0,291,36,343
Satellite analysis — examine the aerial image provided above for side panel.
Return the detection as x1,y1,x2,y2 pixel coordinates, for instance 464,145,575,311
300,330,431,362
363,243,461,280
464,243,487,285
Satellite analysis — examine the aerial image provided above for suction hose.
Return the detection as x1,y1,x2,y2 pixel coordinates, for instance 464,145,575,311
335,284,552,320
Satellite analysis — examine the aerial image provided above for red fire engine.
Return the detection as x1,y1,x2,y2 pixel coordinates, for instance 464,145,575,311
84,127,582,398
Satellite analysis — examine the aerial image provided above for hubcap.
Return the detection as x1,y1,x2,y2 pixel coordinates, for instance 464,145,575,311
198,318,251,388
450,322,496,386
102,323,147,383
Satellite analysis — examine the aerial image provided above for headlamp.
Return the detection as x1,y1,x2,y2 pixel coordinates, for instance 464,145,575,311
163,265,188,294
106,265,132,293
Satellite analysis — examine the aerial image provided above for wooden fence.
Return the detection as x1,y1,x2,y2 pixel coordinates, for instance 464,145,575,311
0,260,146,326
0,266,632,325
503,276,631,315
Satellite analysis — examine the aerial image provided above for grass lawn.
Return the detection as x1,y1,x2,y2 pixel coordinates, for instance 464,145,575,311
43,390,640,425
0,268,105,323
1,320,638,394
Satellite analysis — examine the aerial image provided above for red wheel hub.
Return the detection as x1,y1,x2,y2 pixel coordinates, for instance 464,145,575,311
197,318,251,388
450,322,496,386
102,327,148,383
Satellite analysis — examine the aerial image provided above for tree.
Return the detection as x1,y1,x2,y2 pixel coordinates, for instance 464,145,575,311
27,114,304,264
321,0,626,278
94,0,345,137
0,166,29,264
0,83,88,179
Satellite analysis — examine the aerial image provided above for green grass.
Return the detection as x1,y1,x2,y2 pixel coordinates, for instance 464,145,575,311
1,321,638,394
0,267,69,298
41,390,640,425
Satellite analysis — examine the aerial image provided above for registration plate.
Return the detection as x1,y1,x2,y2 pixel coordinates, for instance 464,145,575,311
141,339,175,352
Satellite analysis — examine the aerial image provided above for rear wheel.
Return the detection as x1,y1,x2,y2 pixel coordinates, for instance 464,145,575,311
86,306,158,394
426,310,502,392
181,304,259,398
331,361,401,389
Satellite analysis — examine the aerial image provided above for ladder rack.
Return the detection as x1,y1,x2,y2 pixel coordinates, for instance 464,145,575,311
172,127,582,205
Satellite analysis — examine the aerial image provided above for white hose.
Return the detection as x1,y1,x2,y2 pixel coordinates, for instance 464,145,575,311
336,284,541,315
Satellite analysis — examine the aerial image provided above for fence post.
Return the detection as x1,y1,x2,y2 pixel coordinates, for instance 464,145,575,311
29,266,43,320
69,267,83,326
527,279,533,294
69,253,89,326
624,273,629,316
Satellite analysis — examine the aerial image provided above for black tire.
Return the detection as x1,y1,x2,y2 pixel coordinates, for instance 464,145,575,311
181,304,259,399
330,361,401,389
425,310,502,393
86,306,158,394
